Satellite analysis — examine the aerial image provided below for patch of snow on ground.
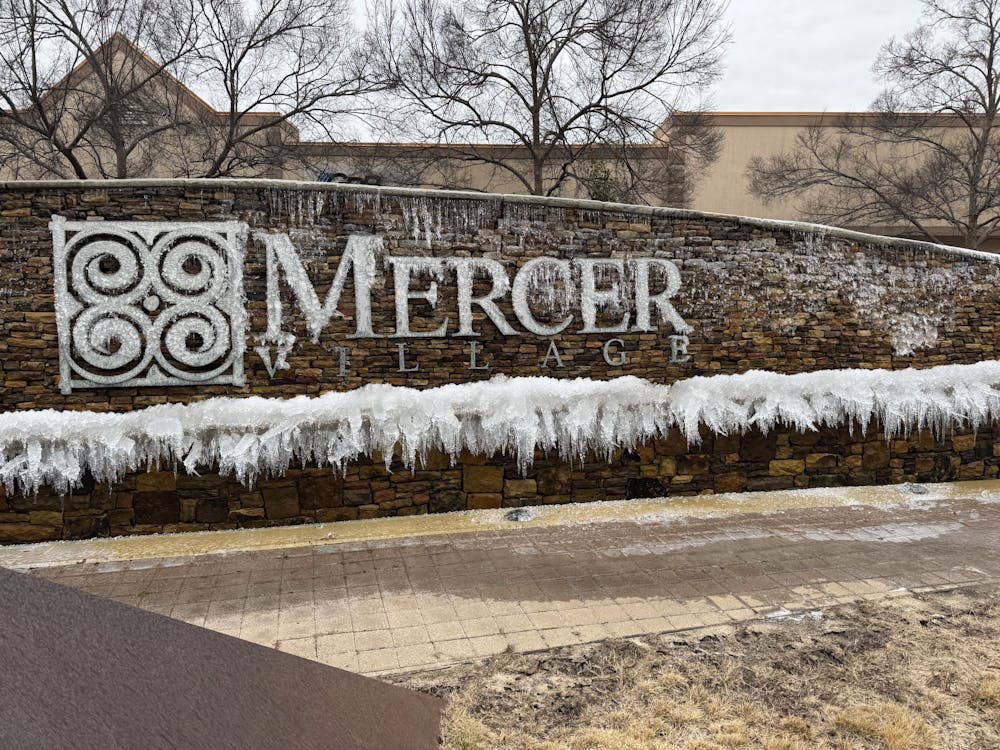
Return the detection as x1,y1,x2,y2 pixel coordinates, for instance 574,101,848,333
766,608,824,622
799,521,963,543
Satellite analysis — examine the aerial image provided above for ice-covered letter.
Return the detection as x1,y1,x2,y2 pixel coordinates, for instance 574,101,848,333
632,259,691,334
576,259,629,334
512,258,573,336
449,258,516,336
388,257,449,337
257,232,381,340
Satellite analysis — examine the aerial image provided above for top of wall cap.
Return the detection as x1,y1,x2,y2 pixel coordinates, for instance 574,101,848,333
2,177,995,263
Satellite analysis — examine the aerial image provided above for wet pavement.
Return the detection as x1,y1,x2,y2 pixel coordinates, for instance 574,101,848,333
12,482,1000,676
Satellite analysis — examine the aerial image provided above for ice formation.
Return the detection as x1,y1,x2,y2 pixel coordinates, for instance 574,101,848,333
4,360,1000,495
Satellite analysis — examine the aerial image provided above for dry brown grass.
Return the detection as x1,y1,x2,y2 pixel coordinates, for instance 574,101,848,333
394,586,1000,750
971,675,1000,711
829,704,936,750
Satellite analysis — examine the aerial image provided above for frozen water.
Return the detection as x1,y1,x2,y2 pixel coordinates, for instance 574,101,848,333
4,360,1000,494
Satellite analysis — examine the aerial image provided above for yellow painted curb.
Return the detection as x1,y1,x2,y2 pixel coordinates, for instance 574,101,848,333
2,479,997,570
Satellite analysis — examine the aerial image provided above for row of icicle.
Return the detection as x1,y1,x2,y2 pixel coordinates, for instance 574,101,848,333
3,361,1000,495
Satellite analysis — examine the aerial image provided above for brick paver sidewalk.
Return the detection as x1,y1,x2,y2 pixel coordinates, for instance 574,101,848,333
22,490,1000,676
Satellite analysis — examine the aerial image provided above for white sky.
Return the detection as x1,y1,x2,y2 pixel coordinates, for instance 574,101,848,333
711,0,925,111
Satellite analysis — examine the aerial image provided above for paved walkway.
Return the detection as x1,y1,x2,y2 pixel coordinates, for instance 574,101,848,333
15,483,1000,676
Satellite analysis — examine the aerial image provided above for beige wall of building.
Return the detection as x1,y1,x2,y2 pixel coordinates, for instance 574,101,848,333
688,112,989,248
688,113,809,220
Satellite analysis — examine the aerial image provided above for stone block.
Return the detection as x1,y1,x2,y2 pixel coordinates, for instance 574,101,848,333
627,478,665,499
633,443,655,463
746,476,794,492
429,489,465,514
133,492,180,525
953,434,977,452
196,498,229,524
28,511,62,526
714,472,746,493
542,494,571,504
108,509,133,527
656,430,690,456
0,524,61,543
343,488,372,506
789,431,820,447
891,440,910,455
658,458,677,476
713,434,740,454
136,472,176,492
240,492,264,509
374,488,396,504
262,485,300,519
420,451,452,470
467,493,502,509
844,455,863,469
958,460,985,479
463,466,504,493
229,508,266,525
7,492,63,513
805,453,839,470
315,507,360,522
862,443,891,470
176,474,223,490
769,459,805,476
676,455,710,475
504,479,537,498
64,514,108,539
536,465,572,495
298,474,344,509
742,431,777,462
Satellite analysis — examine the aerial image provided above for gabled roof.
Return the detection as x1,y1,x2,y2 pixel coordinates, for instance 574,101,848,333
35,32,296,132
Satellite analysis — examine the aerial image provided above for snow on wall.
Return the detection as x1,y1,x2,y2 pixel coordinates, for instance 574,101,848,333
4,360,1000,495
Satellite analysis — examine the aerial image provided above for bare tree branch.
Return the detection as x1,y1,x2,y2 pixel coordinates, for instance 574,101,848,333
748,0,1000,249
0,0,380,179
366,0,729,199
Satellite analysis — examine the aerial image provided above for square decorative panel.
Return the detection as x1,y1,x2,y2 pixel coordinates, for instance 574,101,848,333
51,216,248,393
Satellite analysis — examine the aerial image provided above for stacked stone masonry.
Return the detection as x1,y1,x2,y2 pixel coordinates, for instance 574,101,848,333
1,181,999,542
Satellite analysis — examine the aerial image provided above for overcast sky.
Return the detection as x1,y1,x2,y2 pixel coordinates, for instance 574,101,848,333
712,0,925,111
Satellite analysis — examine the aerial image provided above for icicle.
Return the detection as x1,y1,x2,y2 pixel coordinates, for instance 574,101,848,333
4,361,1000,495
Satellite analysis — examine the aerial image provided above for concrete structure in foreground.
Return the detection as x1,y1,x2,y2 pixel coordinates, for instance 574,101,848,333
1,179,1000,543
0,566,442,747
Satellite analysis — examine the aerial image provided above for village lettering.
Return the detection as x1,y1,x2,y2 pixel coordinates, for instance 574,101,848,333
255,232,693,375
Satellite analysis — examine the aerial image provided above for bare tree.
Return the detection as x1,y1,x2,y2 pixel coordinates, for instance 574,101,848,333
0,0,197,178
367,0,729,199
184,0,380,178
749,0,1000,249
0,0,379,179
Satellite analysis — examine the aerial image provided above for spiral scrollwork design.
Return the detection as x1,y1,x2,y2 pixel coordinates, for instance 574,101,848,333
52,217,247,393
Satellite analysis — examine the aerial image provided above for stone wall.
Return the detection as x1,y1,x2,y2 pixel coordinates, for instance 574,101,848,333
1,179,999,542
2,423,996,543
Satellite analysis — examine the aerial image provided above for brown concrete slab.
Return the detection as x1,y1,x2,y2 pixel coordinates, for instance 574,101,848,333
0,567,441,750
